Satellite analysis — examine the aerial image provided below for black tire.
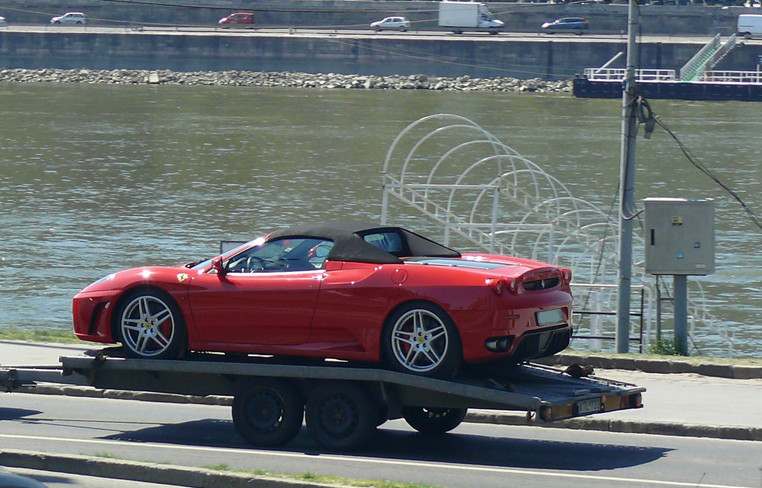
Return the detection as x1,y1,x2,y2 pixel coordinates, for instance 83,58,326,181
382,301,462,378
402,407,467,434
305,382,376,450
232,379,304,447
114,289,187,359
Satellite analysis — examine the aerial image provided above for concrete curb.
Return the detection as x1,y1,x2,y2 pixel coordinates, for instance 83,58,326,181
465,412,762,442
538,353,762,380
0,450,334,488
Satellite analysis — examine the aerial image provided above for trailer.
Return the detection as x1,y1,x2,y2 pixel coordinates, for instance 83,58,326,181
1,350,644,450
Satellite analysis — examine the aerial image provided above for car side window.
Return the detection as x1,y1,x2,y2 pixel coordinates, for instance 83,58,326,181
363,231,403,255
227,238,334,273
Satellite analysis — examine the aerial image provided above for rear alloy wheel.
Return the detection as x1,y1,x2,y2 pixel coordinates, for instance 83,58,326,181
116,291,186,359
232,379,304,447
402,407,467,434
305,382,377,450
383,302,461,378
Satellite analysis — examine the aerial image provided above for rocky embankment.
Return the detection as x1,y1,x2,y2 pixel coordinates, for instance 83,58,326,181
0,68,572,93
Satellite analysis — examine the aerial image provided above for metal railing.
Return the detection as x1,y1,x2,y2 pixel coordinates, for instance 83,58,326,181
697,70,762,84
570,283,651,353
583,68,676,82
584,67,762,85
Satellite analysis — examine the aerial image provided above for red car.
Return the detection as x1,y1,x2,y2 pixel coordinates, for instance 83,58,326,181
73,222,573,378
218,12,255,28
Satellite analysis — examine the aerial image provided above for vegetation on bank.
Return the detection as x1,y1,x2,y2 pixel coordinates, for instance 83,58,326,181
0,328,80,344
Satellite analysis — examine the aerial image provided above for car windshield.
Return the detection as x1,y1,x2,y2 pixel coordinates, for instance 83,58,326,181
187,237,264,270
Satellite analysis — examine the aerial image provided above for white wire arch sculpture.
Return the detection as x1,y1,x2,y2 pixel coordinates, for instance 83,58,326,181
380,114,726,354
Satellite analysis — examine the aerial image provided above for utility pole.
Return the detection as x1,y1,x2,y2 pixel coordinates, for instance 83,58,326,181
616,0,639,353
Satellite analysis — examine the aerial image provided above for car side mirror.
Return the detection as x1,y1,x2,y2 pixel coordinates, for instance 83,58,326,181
212,256,227,277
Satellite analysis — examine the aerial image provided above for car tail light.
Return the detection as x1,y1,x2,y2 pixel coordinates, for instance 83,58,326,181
486,278,505,295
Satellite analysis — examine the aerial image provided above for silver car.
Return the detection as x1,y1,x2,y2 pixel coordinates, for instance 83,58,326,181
370,16,410,32
541,17,589,35
51,12,87,24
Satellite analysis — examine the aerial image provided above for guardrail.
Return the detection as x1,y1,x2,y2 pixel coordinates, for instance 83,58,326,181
697,70,762,84
584,67,762,85
583,68,676,82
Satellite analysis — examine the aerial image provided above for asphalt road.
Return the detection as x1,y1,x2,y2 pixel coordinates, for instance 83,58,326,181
2,24,748,45
1,392,761,488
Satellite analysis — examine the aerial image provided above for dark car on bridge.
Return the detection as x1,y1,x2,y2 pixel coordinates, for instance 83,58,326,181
541,17,589,35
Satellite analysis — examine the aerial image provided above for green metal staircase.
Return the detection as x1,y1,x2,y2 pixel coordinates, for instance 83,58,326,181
680,34,739,82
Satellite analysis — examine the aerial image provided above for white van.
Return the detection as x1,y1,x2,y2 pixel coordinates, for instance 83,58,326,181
738,14,762,39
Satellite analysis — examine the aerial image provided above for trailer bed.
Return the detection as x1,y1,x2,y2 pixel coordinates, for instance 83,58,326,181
1,350,644,449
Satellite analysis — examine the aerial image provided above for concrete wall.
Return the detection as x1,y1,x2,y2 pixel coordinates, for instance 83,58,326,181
2,1,761,79
0,0,756,35
1,30,761,79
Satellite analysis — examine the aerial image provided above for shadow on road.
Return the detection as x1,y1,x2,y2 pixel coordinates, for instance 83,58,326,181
102,418,669,471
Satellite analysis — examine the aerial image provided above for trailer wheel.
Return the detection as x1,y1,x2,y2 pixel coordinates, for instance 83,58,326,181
402,407,467,434
382,301,462,378
232,379,304,447
115,290,187,360
305,382,376,450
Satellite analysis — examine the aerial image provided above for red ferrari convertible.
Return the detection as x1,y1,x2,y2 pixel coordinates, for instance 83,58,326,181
73,222,573,378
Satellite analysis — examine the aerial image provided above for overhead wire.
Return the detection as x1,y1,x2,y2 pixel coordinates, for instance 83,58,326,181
650,113,762,231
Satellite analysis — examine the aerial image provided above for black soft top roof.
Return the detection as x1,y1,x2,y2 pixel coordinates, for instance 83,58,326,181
268,221,461,264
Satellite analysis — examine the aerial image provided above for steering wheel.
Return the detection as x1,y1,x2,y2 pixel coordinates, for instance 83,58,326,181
245,256,267,272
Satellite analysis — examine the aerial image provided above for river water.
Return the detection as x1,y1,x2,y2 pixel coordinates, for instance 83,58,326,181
1,83,760,357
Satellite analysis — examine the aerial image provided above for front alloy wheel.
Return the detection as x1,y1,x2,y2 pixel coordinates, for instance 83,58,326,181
117,291,186,359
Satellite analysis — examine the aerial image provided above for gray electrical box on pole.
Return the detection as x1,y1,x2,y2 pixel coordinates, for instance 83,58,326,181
644,198,715,276
644,197,715,355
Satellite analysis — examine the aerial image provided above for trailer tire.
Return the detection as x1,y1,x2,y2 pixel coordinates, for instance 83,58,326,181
402,407,467,434
382,301,462,378
115,289,187,360
232,379,304,447
305,382,376,450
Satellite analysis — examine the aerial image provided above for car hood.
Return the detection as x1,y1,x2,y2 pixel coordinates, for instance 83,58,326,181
77,265,196,294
